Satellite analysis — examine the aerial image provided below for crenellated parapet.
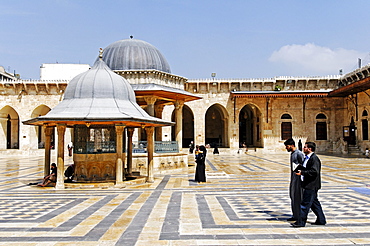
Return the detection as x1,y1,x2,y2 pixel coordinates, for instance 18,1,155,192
185,75,341,94
0,79,68,96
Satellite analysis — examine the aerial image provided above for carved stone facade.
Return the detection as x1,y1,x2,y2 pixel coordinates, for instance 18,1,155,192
3,70,370,156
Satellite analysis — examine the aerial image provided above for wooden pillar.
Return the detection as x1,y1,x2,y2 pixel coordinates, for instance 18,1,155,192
127,128,134,177
145,126,155,183
55,124,66,190
115,124,125,185
43,125,54,177
155,104,165,141
174,100,184,150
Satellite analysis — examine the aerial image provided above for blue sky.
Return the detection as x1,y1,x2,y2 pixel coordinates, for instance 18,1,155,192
1,0,370,80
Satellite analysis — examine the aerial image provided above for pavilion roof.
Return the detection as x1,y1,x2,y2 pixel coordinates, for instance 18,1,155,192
23,58,174,128
132,83,202,106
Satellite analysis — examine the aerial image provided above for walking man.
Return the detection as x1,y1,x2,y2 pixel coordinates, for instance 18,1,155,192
291,141,326,227
284,138,304,222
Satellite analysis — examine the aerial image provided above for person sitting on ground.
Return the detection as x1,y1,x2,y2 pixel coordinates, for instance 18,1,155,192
38,163,57,187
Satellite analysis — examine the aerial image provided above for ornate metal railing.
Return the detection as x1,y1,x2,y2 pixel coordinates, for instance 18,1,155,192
133,141,179,153
155,141,179,153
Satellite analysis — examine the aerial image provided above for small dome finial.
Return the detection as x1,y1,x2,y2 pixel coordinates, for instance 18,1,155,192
99,48,103,59
130,35,133,39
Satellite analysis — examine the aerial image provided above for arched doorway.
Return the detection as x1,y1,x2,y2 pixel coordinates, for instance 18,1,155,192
0,106,19,150
205,104,228,147
171,105,194,148
182,105,194,148
31,105,52,149
349,116,356,145
239,104,262,147
362,110,368,140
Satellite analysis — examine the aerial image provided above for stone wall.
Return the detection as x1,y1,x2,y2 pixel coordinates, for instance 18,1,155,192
2,73,370,155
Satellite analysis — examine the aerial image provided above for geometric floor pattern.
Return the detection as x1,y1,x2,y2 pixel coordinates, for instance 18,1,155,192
0,198,80,220
0,151,370,245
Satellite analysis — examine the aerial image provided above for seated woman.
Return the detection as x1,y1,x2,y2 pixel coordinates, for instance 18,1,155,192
38,163,57,187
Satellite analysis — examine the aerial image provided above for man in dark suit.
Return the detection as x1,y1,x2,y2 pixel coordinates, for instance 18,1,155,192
291,141,326,227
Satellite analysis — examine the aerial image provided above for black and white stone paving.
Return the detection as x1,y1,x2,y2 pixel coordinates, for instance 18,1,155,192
0,151,370,245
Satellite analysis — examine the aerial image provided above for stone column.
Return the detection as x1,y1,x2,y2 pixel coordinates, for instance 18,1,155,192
55,124,66,190
115,124,126,186
144,96,157,116
127,128,135,177
174,100,184,150
145,126,155,183
222,118,227,147
155,104,165,141
43,125,54,177
0,114,8,150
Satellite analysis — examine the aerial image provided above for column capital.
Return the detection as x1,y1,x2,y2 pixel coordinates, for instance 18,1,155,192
174,100,184,110
44,125,54,136
145,126,155,135
57,124,66,135
127,127,135,136
155,104,165,113
115,124,126,134
144,96,158,105
155,104,165,119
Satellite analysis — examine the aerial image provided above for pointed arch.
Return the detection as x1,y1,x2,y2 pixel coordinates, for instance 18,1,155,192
31,105,52,149
239,104,263,147
182,105,194,148
205,104,229,147
171,104,194,147
362,109,369,140
0,106,20,149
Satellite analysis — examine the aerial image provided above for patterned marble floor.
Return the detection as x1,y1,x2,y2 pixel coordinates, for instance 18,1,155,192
0,151,370,245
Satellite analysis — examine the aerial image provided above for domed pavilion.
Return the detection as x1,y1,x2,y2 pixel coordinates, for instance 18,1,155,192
23,51,174,189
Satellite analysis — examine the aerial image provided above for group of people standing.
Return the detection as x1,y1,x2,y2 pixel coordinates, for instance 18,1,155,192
189,141,207,183
284,139,326,227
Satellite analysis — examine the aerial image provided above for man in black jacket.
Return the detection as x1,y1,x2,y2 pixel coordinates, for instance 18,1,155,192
291,141,326,227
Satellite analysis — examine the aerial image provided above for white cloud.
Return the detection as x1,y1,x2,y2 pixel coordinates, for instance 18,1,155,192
269,43,367,75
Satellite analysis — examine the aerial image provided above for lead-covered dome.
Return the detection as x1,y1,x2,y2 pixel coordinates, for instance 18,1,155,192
101,38,171,73
34,59,170,124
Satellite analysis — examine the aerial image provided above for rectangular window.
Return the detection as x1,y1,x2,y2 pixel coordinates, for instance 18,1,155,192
362,119,368,140
316,122,327,140
281,122,292,140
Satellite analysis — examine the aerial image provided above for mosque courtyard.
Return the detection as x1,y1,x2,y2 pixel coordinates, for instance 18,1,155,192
0,151,370,245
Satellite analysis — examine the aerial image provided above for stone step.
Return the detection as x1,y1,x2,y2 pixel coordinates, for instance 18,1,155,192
347,145,363,155
64,176,147,189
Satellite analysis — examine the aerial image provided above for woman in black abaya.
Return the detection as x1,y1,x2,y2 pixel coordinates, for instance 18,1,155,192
195,145,207,182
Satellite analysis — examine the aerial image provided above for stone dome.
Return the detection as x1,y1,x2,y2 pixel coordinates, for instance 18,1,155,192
101,38,171,73
63,59,136,102
35,58,172,125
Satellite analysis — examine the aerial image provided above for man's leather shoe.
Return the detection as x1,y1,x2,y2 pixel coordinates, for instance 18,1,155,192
310,222,326,225
290,223,305,227
287,217,296,221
